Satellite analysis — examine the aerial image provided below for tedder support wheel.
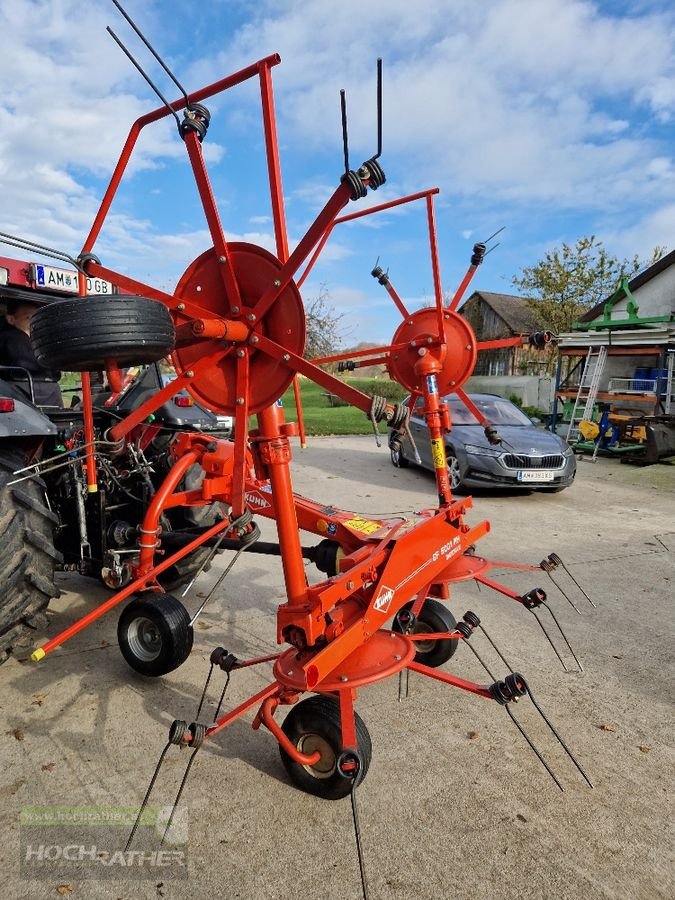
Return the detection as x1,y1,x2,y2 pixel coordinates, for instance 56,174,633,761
30,295,175,370
0,451,62,664
279,694,372,800
393,597,458,668
117,592,193,677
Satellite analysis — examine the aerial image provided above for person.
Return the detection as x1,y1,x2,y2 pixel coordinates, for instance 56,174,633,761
0,298,63,406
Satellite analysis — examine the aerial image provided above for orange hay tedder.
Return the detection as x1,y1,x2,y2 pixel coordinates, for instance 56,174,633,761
4,3,593,891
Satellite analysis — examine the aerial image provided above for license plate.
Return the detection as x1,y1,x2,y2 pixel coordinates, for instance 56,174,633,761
34,264,114,295
517,470,555,483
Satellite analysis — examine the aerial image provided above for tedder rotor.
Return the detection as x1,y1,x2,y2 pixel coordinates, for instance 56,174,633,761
4,3,596,892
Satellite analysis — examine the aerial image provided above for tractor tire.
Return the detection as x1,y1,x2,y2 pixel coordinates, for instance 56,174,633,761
0,450,62,664
31,295,175,371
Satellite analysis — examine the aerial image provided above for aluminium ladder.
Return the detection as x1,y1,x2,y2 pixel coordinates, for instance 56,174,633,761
566,346,608,442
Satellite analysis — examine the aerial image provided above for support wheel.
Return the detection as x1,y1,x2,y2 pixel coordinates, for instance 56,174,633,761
279,695,372,800
393,597,458,667
117,592,193,677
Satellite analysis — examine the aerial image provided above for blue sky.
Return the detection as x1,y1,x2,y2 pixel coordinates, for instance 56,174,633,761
0,0,673,345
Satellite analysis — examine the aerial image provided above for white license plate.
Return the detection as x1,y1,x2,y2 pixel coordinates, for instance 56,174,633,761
517,470,555,483
34,264,114,295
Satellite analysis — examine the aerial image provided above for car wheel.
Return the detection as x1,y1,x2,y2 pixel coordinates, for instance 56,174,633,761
446,447,464,491
390,443,409,468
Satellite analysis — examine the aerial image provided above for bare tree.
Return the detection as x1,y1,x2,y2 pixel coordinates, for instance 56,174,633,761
303,286,347,360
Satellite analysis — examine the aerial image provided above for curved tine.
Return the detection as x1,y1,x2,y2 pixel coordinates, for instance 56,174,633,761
126,741,172,851
504,706,564,792
478,623,515,674
543,603,584,672
161,748,200,846
529,610,568,672
524,684,594,788
546,570,581,615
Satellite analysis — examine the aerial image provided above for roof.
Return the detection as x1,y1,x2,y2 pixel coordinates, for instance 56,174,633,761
577,248,675,324
462,290,539,333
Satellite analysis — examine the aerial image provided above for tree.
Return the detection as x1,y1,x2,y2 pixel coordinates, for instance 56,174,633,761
303,286,347,361
512,236,666,334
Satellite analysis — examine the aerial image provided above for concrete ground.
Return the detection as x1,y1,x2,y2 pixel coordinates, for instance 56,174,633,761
1,437,674,900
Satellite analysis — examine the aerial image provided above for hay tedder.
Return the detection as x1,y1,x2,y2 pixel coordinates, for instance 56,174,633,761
2,4,594,891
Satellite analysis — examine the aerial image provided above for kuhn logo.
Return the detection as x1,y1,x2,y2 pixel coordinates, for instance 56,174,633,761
245,492,271,510
373,585,395,613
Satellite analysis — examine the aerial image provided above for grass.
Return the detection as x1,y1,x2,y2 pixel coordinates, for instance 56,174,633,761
279,377,406,436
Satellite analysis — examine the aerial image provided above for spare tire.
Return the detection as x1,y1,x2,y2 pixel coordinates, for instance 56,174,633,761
31,295,175,370
0,451,62,664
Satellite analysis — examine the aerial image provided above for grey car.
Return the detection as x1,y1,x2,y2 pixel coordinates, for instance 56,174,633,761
390,393,576,492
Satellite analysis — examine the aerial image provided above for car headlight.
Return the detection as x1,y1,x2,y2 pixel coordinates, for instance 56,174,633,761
463,443,502,457
562,445,574,457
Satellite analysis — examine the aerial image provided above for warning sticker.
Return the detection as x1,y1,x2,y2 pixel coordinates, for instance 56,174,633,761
431,438,446,469
344,516,382,536
373,585,395,613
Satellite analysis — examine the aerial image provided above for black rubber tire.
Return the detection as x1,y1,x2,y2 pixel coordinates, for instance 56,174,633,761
31,295,175,370
0,450,62,664
117,592,193,677
392,597,458,667
280,695,372,800
390,443,409,468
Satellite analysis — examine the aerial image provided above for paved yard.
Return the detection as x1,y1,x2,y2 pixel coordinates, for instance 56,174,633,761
1,437,673,899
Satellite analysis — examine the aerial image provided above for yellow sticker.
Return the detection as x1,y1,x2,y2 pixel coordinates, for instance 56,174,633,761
344,516,382,536
431,438,447,469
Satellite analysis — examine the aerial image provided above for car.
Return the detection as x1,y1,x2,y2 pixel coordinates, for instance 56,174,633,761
389,392,576,492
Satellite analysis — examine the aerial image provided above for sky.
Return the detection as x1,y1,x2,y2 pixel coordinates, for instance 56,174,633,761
0,0,673,346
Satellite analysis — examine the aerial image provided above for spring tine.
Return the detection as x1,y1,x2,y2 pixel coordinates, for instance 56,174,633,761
463,637,497,681
161,748,200,846
373,57,383,161
529,610,568,672
188,546,245,623
478,624,514,673
125,741,171,851
8,455,82,485
0,231,82,269
545,570,582,615
504,706,564,792
543,604,583,672
560,561,596,608
483,225,505,245
106,27,182,130
340,89,350,175
194,663,214,722
524,685,594,788
350,781,370,900
110,0,190,105
212,671,231,721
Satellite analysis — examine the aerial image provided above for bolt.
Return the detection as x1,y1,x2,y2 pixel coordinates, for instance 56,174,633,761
418,348,427,356
218,255,226,263
273,279,281,287
250,335,259,344
196,285,202,292
450,380,456,385
346,581,354,590
444,313,450,319
232,305,240,315
411,341,417,348
287,670,293,676
283,354,290,361
186,370,194,377
247,313,256,322
236,349,245,358
393,654,402,661
426,337,433,344
177,302,185,311
340,675,349,682
236,397,244,405
466,344,472,350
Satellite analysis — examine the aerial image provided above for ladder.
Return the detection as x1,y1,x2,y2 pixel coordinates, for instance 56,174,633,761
663,351,674,415
566,346,608,442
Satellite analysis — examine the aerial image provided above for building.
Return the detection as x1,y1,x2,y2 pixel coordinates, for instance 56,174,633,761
459,290,550,375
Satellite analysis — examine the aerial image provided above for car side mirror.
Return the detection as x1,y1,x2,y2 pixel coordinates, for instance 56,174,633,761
530,416,541,425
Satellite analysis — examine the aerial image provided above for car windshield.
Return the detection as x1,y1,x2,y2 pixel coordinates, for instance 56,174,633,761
447,396,533,426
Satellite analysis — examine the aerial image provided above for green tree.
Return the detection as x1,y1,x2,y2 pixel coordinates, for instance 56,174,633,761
512,236,666,334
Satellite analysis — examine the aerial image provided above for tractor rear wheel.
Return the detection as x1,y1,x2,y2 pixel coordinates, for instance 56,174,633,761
0,451,61,664
31,295,175,370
